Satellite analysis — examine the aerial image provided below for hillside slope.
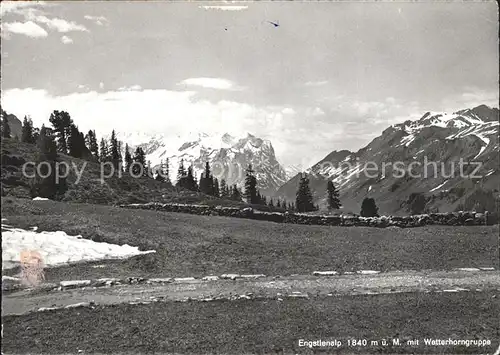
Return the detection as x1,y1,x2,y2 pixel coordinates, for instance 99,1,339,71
1,138,233,206
276,105,500,215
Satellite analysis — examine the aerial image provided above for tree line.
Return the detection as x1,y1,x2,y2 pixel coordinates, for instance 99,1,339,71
2,108,380,215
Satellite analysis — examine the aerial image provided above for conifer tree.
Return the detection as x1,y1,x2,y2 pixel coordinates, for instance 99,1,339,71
124,143,133,173
213,177,220,198
199,162,214,195
99,138,109,162
185,165,198,191
85,130,99,161
21,116,35,143
231,184,242,201
1,111,11,138
49,110,73,154
360,198,379,217
276,199,281,208
164,158,170,184
176,159,187,188
220,179,228,198
327,181,342,210
295,174,315,212
155,159,166,182
132,147,146,176
30,125,67,199
110,130,120,170
117,140,123,171
268,198,274,207
67,124,87,158
244,164,257,204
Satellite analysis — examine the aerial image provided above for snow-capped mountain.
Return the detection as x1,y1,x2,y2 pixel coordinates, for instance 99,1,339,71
125,132,288,196
275,105,499,215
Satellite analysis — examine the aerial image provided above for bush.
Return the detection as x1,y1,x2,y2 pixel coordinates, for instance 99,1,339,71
360,198,379,217
407,192,428,215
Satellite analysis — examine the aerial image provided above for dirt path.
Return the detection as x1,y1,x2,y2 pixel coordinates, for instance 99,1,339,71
3,269,500,316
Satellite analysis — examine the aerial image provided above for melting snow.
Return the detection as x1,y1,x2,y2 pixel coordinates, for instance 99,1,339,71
2,224,155,270
32,197,49,201
429,180,448,192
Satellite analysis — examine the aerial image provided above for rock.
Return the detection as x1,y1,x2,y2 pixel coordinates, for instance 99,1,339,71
464,218,475,225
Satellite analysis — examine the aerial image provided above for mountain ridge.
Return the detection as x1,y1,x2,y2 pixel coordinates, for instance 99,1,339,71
275,104,499,215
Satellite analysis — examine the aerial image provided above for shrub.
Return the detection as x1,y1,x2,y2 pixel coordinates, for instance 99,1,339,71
360,198,379,217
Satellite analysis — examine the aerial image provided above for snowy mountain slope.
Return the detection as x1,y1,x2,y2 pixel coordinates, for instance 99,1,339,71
275,105,500,215
124,132,288,197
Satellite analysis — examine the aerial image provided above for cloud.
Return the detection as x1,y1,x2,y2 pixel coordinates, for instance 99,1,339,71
178,78,243,91
31,15,88,33
199,5,248,11
441,88,499,111
1,21,48,38
84,15,109,26
305,80,328,87
118,85,142,91
61,35,73,44
0,1,46,16
3,5,89,34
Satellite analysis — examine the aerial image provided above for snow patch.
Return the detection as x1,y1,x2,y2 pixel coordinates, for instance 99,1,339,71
32,197,49,201
313,271,338,276
356,270,380,275
2,224,155,270
60,280,91,288
429,180,448,192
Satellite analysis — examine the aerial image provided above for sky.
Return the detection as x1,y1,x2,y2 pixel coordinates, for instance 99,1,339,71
1,1,498,169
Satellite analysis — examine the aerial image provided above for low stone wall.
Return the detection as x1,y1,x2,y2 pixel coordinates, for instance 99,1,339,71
120,203,496,228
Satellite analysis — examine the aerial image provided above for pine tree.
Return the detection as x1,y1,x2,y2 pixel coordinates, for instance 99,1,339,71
213,177,220,198
327,181,342,210
117,140,123,171
85,130,99,161
231,185,242,201
256,191,262,205
155,159,166,182
268,198,274,207
360,198,379,217
295,174,315,212
30,125,67,199
21,116,35,143
124,143,133,173
176,159,187,188
99,138,109,162
132,147,146,176
244,164,257,204
67,124,87,158
110,130,120,170
276,199,281,208
164,158,170,184
49,110,73,154
32,127,40,142
1,113,11,138
199,162,214,195
220,179,228,198
185,165,198,191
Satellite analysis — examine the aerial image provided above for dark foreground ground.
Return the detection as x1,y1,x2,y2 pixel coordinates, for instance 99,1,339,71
3,291,499,354
2,197,498,283
2,197,499,354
